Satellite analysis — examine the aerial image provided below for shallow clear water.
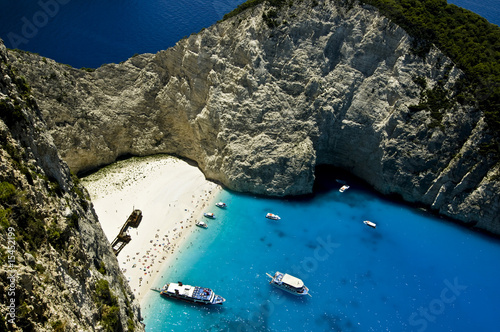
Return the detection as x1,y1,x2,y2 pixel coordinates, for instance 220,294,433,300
142,171,500,331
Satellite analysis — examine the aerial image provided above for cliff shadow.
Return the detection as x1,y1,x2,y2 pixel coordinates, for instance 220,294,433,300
312,165,500,241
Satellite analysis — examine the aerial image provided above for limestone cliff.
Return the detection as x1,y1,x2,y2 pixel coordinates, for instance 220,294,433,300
0,43,143,331
6,0,500,234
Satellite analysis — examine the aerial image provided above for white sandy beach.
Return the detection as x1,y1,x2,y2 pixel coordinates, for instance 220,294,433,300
82,155,222,305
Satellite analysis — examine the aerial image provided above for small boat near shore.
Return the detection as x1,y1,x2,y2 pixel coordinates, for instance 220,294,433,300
204,212,215,219
363,220,377,228
266,271,310,296
153,282,225,305
266,213,281,220
215,202,227,208
339,185,350,193
196,221,208,228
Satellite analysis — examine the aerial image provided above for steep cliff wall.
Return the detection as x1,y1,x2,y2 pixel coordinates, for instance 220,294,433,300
0,42,143,331
7,0,499,234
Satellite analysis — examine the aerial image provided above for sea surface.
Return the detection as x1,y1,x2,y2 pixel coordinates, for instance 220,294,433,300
0,0,498,69
447,0,500,26
141,167,500,331
0,0,246,68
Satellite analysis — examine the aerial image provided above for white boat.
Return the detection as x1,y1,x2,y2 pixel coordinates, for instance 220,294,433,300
156,282,225,305
215,202,227,208
196,221,208,229
363,220,377,228
339,185,350,192
266,271,310,296
204,212,215,219
266,213,281,220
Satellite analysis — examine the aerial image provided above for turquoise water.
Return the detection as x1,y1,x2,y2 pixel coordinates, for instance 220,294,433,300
143,170,500,331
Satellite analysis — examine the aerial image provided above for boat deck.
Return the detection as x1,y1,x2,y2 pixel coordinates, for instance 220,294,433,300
192,287,212,301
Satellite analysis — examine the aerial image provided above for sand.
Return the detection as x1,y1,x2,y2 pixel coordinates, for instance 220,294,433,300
81,155,222,304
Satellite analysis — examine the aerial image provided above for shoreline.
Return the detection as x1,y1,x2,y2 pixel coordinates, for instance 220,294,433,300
81,155,223,304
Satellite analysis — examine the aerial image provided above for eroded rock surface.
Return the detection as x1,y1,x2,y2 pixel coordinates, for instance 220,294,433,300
7,0,499,233
1,40,143,332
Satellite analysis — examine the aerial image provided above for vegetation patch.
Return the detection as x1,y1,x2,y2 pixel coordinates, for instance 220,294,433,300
361,0,500,143
0,180,50,252
0,208,11,229
94,279,121,331
0,181,17,204
50,320,66,332
263,8,280,28
80,67,95,72
98,261,107,275
0,97,25,128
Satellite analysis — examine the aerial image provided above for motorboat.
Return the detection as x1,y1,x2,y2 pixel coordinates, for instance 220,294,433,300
215,202,227,208
363,220,377,228
266,271,310,296
339,185,350,192
196,221,208,228
266,213,280,220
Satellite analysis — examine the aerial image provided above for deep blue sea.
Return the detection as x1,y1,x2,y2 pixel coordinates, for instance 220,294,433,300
0,0,246,68
0,0,498,68
447,0,500,26
141,169,500,331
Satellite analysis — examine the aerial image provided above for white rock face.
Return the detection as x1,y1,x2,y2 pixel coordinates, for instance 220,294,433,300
7,0,499,233
1,41,143,330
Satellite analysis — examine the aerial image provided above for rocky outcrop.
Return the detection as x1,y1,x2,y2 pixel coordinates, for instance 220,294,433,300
1,42,143,331
6,0,500,233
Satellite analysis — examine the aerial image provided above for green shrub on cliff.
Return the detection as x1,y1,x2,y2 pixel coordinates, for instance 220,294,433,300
222,0,290,21
222,0,264,20
0,98,25,128
361,0,500,136
0,208,10,229
0,181,16,204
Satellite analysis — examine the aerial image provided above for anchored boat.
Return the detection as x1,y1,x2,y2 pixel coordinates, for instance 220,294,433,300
266,213,281,220
363,220,377,228
204,212,215,219
266,271,310,296
196,220,208,229
339,185,350,192
215,202,227,208
154,282,225,305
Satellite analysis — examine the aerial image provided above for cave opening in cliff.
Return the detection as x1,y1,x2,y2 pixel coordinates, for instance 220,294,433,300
313,165,369,195
312,164,413,207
